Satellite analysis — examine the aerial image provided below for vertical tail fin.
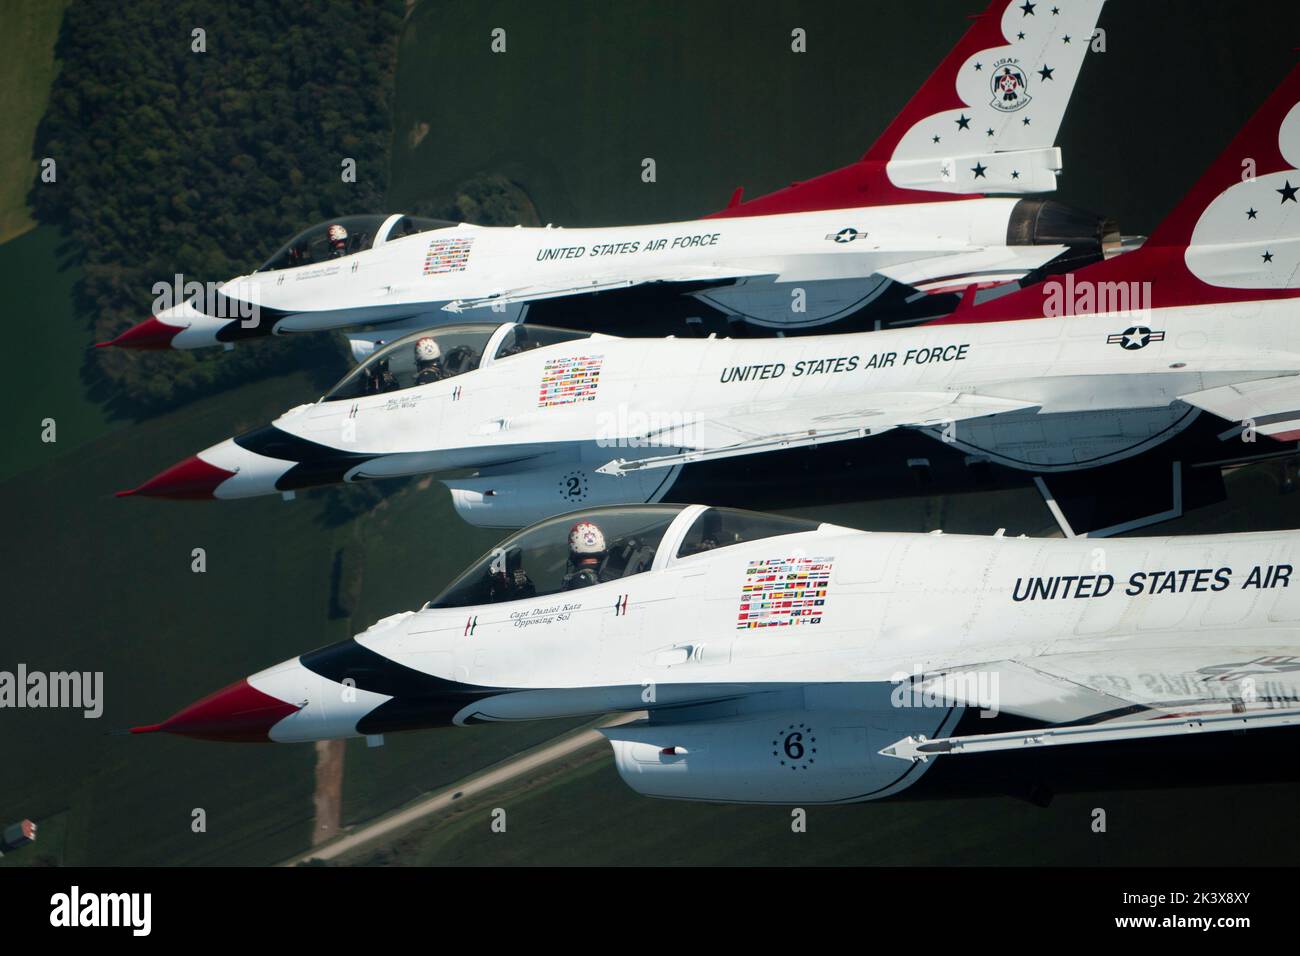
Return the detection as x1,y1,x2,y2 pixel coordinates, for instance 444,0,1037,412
711,0,1106,217
1149,61,1300,290
942,61,1300,324
864,0,1107,192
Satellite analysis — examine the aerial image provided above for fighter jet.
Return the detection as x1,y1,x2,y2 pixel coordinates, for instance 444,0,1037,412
118,62,1300,536
131,504,1300,804
99,0,1116,356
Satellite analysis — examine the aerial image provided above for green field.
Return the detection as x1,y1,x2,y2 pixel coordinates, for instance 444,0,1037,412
340,741,1300,867
387,0,1290,238
4,0,1300,867
0,226,116,481
388,1,965,225
0,0,68,244
0,366,587,865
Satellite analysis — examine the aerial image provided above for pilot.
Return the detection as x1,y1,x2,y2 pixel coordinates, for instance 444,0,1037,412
486,554,535,603
692,510,737,552
414,337,446,385
327,223,349,257
497,326,534,357
364,358,398,394
561,521,611,590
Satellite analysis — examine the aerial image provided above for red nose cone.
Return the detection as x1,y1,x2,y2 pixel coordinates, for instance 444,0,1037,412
131,679,301,742
117,454,236,499
96,316,183,350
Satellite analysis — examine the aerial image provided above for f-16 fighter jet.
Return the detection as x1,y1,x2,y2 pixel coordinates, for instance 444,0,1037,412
118,62,1300,534
99,0,1114,355
131,505,1300,804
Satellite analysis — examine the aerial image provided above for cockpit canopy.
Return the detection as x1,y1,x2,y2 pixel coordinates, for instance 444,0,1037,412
491,323,589,359
321,323,592,402
429,505,821,608
673,507,821,559
257,214,456,272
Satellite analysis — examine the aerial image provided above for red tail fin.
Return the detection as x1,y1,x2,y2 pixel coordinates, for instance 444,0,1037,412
941,61,1300,324
710,0,1107,218
863,0,1105,166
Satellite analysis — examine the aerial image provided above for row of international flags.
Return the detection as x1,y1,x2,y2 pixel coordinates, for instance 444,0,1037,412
422,236,474,275
736,556,832,629
538,355,604,407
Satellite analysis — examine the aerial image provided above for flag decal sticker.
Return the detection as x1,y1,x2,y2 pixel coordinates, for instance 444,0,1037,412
423,236,474,276
737,556,832,629
538,355,604,407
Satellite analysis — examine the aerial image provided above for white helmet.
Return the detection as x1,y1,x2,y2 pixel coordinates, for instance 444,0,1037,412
327,223,348,242
415,337,441,363
568,521,606,556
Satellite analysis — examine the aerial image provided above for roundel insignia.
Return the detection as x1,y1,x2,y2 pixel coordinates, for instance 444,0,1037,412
1106,326,1166,350
829,227,862,244
772,721,817,771
989,58,1031,112
558,470,590,502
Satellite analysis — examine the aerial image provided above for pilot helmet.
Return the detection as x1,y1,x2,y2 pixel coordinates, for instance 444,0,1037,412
327,223,348,244
415,337,441,364
568,521,606,556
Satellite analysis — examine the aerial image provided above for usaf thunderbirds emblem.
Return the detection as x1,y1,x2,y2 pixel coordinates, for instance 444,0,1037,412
1107,326,1165,350
827,227,864,243
990,59,1031,112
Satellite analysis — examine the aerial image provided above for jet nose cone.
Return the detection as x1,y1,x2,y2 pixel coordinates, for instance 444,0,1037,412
117,454,237,499
131,679,302,742
96,316,184,350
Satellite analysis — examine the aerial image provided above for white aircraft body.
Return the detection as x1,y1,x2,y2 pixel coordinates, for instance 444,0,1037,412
120,60,1300,534
132,505,1300,804
100,0,1114,354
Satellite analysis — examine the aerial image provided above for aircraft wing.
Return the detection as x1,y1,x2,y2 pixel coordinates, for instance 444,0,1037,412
600,631,1300,801
444,246,1067,321
597,391,1037,475
880,637,1300,761
872,244,1068,293
1179,375,1300,441
441,265,773,313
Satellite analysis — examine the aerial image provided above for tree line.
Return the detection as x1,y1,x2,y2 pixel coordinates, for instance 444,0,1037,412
31,0,407,413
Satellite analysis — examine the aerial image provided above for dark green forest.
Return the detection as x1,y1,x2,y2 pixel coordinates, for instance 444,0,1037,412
32,0,406,412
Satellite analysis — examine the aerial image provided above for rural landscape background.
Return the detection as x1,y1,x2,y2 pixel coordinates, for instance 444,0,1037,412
2,0,1299,866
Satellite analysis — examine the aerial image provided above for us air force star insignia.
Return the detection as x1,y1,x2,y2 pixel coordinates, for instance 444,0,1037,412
1198,655,1300,681
827,227,863,243
1106,326,1165,350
